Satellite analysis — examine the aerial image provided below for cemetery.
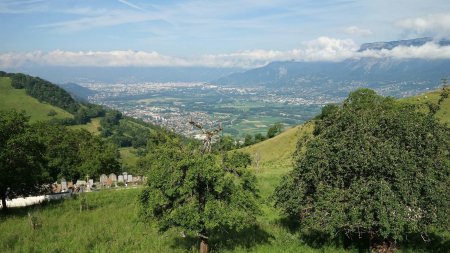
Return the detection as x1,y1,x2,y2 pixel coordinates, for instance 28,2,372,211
0,172,146,209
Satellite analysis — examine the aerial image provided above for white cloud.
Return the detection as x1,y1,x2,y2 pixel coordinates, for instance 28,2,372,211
357,42,450,59
1,37,450,69
343,26,373,36
0,50,190,68
300,37,358,61
396,13,450,38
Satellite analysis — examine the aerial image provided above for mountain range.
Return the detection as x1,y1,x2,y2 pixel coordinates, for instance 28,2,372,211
358,37,450,51
213,58,450,88
214,38,450,88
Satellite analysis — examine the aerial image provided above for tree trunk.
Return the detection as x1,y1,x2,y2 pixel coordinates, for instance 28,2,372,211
199,236,208,253
1,194,7,213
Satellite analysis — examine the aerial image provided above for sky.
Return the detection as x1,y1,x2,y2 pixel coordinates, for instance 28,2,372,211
1,0,450,68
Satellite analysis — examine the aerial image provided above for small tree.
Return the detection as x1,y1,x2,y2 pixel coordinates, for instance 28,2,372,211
267,122,283,138
0,110,49,212
243,134,253,146
47,109,57,117
274,89,450,250
139,135,260,253
254,133,266,143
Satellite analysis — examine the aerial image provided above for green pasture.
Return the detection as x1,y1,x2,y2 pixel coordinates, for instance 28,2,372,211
0,77,73,122
400,89,450,125
69,118,102,134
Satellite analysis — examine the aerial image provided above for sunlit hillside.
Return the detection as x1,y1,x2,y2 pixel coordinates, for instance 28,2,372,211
0,77,73,122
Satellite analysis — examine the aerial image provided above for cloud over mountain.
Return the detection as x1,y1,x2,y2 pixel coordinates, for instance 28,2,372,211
1,37,450,69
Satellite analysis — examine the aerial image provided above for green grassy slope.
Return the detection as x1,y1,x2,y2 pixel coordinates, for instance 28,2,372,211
0,189,186,253
119,147,140,168
69,117,102,134
0,188,352,253
241,123,314,198
400,88,450,125
0,77,73,122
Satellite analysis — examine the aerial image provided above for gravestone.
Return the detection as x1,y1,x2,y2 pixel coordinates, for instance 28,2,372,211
61,179,68,192
127,175,132,183
100,174,108,185
88,179,94,187
67,181,74,193
109,173,117,182
106,178,113,187
118,175,124,182
76,180,87,186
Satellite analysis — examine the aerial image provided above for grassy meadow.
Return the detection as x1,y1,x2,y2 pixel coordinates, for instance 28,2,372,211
400,88,450,125
0,77,73,122
0,188,354,253
119,147,140,169
69,117,102,135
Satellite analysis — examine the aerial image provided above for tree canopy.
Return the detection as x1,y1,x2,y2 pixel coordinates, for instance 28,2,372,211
0,108,122,210
0,110,49,212
139,136,260,253
267,122,283,138
33,122,120,182
274,88,450,248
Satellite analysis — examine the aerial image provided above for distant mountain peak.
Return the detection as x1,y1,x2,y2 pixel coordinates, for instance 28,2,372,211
358,37,450,52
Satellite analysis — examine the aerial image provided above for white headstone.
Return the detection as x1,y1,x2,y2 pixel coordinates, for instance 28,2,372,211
127,175,132,182
100,174,108,184
109,173,117,182
61,179,68,192
88,179,94,187
76,180,87,186
118,175,124,182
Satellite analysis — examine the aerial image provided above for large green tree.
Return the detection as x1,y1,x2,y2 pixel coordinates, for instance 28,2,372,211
0,110,49,212
139,137,260,253
274,89,449,249
33,122,120,181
